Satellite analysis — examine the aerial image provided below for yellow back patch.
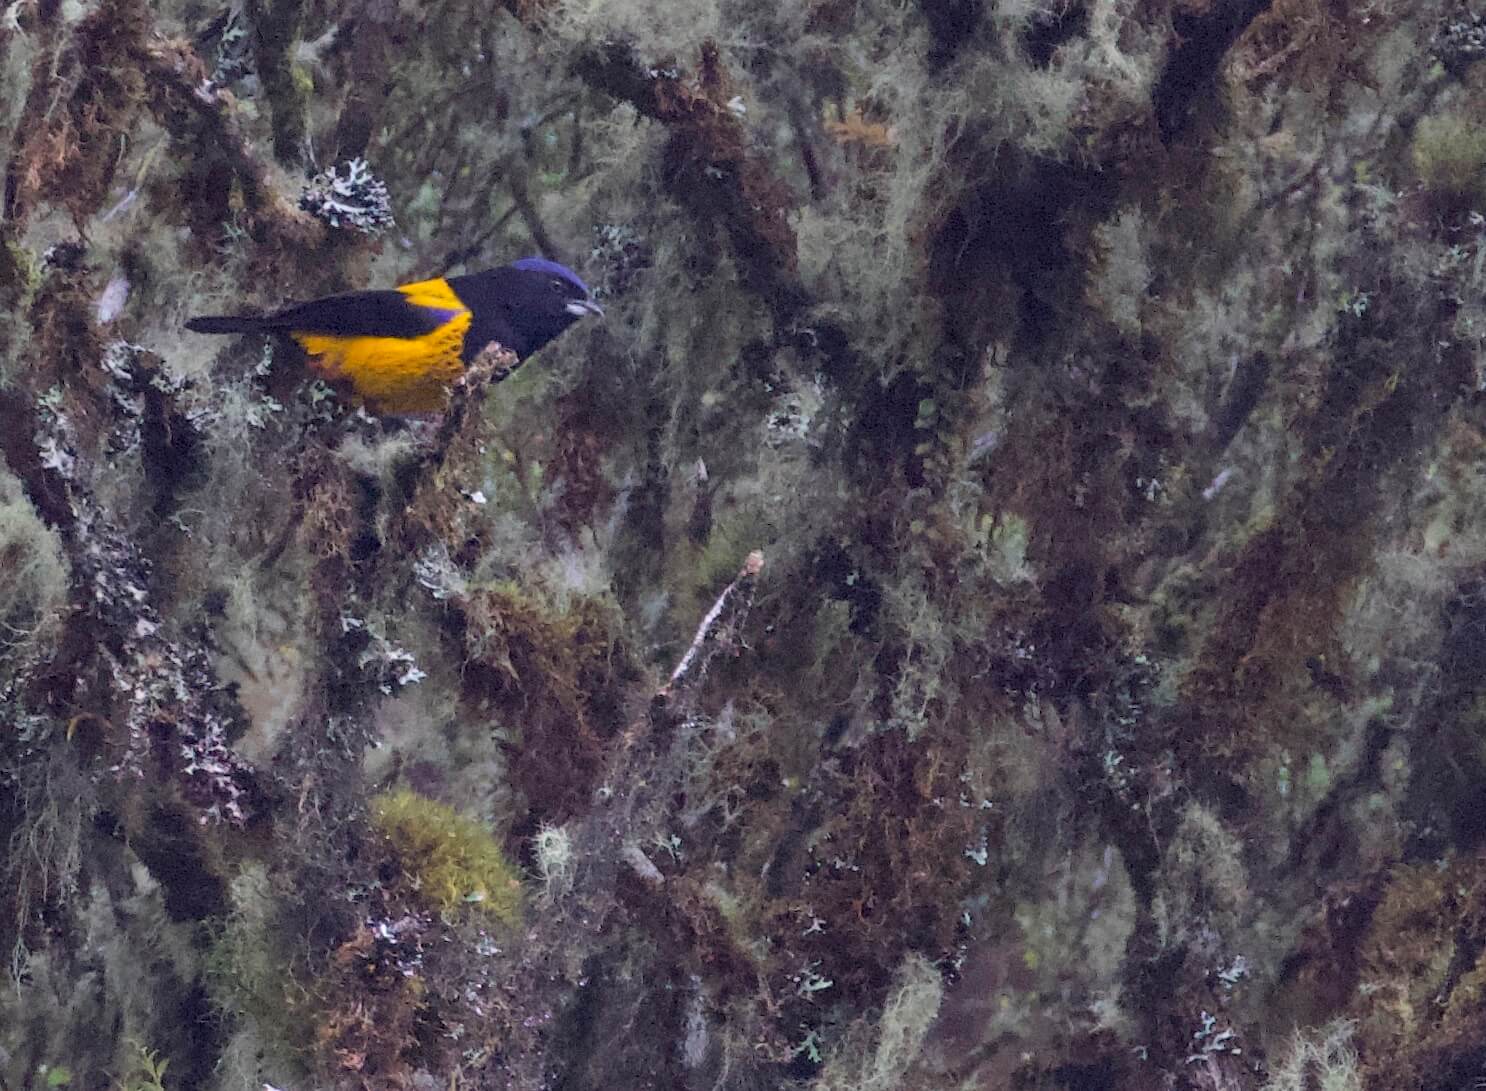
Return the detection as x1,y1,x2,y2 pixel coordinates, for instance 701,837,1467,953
396,276,466,313
293,277,472,415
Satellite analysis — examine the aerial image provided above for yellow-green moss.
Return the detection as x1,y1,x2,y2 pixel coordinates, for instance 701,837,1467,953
1411,113,1486,206
371,790,522,923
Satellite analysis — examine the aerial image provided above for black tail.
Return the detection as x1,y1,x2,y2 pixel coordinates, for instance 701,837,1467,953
185,315,271,335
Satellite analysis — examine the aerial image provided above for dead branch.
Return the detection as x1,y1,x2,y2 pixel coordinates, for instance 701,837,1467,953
660,550,765,701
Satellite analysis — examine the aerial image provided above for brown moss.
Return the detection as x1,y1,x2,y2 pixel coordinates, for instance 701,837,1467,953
300,469,359,563
1179,517,1359,764
304,793,523,1088
458,582,634,829
7,0,149,226
1181,278,1463,773
28,249,106,397
1353,856,1486,1089
756,725,977,1036
550,389,621,533
313,922,425,1086
1229,0,1373,92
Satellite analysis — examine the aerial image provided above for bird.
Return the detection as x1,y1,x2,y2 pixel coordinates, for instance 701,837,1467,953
186,257,603,414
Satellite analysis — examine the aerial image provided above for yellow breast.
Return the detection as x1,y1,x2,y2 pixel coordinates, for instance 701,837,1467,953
293,277,471,415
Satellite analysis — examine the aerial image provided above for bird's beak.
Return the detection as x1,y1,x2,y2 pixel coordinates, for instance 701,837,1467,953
566,298,605,318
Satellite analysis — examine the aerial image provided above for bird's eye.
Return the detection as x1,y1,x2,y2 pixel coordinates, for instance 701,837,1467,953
551,277,567,293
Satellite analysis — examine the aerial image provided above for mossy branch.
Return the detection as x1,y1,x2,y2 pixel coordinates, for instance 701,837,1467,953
0,255,255,831
332,0,397,159
571,40,803,311
244,0,308,165
141,35,322,249
389,341,524,548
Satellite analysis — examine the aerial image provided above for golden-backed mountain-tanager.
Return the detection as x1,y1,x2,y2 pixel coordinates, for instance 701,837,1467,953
186,257,603,414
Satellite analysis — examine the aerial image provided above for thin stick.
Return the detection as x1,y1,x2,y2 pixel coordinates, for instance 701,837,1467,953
659,550,764,699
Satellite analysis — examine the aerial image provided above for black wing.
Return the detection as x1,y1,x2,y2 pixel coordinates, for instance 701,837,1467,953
265,289,462,337
189,289,460,339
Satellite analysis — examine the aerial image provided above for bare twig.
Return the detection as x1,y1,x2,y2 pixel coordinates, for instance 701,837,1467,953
440,202,520,272
621,844,665,888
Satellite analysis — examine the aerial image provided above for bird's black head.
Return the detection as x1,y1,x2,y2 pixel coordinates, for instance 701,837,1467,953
450,257,603,361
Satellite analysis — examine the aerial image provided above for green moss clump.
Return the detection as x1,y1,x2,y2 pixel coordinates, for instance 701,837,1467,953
1411,113,1486,208
371,790,522,923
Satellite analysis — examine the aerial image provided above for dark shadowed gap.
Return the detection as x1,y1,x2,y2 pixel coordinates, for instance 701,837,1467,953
1154,0,1274,142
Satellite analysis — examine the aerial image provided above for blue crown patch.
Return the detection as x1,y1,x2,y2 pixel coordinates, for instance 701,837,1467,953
513,257,590,296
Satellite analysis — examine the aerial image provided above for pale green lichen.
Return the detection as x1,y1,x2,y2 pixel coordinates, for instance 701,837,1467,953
1261,1021,1360,1091
0,469,68,661
815,955,943,1091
